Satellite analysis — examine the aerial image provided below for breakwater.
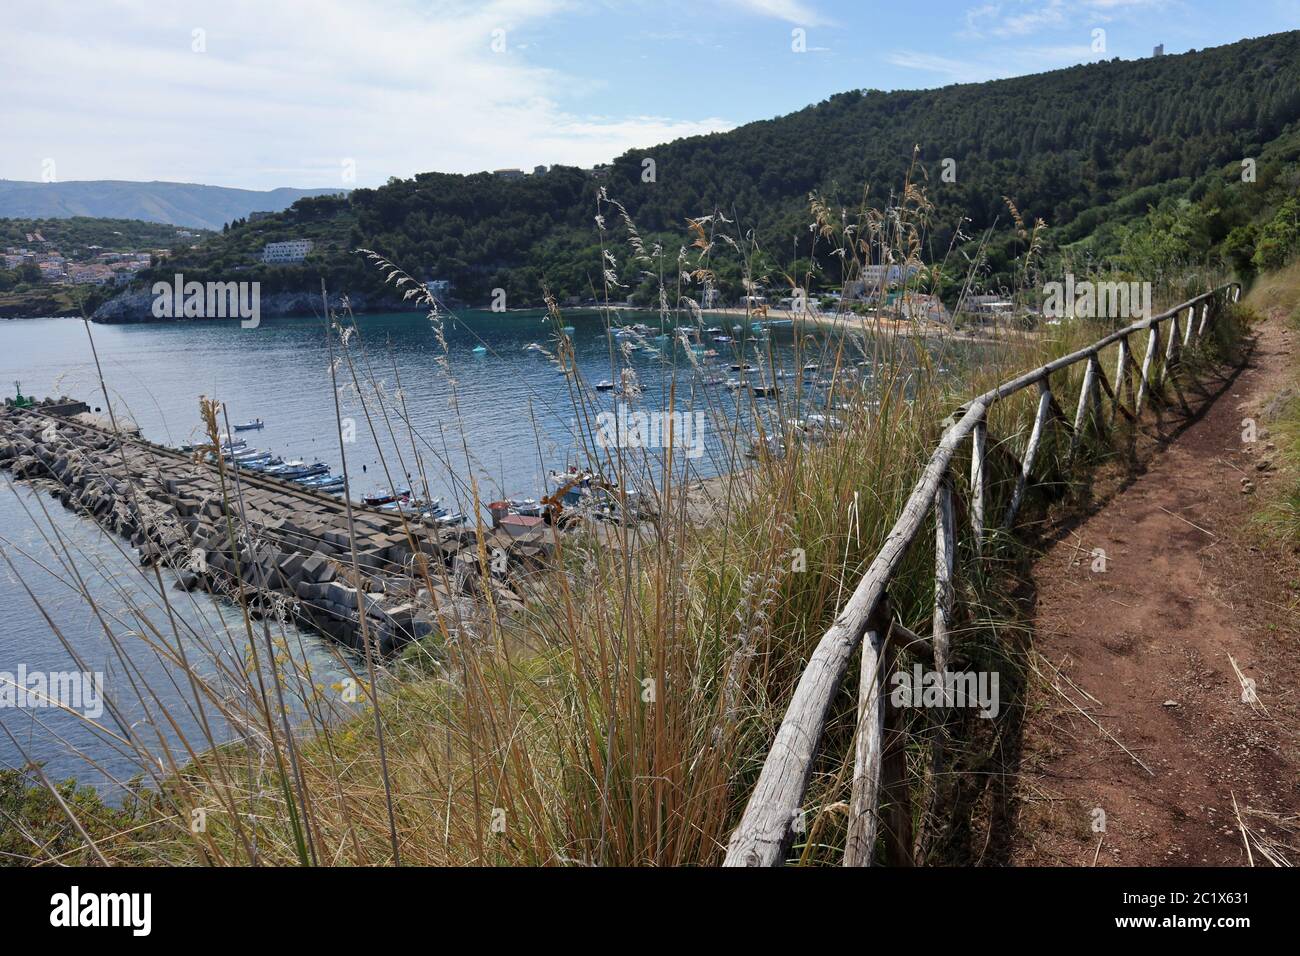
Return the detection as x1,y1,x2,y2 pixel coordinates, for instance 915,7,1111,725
0,397,547,655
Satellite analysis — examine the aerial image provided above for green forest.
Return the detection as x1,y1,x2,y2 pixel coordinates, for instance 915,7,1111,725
135,30,1300,309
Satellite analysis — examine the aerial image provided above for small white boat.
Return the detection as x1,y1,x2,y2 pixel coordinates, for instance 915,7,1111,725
233,419,265,431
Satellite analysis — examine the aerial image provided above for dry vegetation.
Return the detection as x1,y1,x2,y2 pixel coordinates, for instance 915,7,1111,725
0,171,1245,866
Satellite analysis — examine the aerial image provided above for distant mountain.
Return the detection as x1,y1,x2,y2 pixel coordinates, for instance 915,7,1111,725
0,180,348,231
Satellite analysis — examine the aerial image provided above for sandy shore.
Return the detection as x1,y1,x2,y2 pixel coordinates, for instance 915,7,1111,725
699,305,1038,346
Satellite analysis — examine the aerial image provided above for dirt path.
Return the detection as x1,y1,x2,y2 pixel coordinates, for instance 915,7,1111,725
1012,311,1300,866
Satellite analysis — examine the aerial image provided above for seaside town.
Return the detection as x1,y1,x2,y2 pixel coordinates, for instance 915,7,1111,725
2,241,159,286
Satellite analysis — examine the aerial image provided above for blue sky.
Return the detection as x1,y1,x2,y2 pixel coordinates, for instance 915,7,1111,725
2,0,1297,190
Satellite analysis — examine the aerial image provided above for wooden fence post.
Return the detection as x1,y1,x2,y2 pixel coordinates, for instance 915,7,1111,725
1004,378,1052,529
1069,352,1098,460
1110,336,1130,428
970,418,986,557
1165,310,1181,371
845,607,889,867
1135,324,1159,416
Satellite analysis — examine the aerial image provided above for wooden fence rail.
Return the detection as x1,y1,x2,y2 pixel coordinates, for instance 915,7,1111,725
723,282,1242,867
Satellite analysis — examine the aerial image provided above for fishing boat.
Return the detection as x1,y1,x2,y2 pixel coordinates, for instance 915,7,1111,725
434,511,466,526
233,419,265,431
232,452,274,466
280,462,330,480
302,475,344,491
296,470,338,485
508,497,544,517
711,335,732,344
227,446,268,460
240,456,283,471
549,466,594,486
363,487,410,507
595,380,615,391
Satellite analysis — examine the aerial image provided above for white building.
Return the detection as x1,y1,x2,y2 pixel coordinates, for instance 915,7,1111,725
425,279,451,299
260,240,314,264
844,264,921,300
701,288,721,309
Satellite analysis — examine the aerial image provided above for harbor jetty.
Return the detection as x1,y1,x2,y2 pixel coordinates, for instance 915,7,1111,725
0,396,553,655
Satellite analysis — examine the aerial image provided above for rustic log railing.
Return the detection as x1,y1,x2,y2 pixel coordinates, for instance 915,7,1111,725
724,282,1242,867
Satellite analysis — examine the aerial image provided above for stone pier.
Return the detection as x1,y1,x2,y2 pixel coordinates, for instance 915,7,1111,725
0,397,552,655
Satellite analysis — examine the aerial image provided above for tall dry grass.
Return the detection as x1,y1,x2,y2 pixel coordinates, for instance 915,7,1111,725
0,168,1243,866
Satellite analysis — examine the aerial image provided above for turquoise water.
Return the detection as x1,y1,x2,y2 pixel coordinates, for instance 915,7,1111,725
0,307,960,790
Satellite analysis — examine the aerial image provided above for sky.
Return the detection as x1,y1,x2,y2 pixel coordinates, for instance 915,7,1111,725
2,0,1298,191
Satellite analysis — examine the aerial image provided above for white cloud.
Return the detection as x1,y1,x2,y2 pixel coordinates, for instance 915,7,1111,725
721,0,834,26
0,0,735,189
886,51,1018,83
961,0,1170,39
888,42,1100,84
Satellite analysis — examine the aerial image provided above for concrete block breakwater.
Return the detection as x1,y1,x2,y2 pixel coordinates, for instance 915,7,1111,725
0,397,549,655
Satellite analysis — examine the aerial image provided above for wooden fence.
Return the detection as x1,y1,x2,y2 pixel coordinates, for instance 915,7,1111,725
723,282,1242,867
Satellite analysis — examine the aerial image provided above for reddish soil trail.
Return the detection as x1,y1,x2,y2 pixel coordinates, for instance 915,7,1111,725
1012,312,1300,866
